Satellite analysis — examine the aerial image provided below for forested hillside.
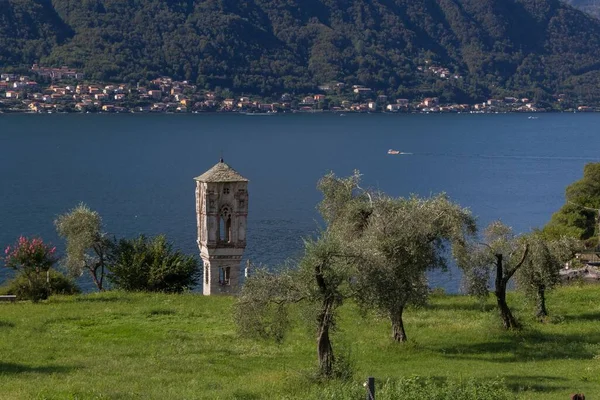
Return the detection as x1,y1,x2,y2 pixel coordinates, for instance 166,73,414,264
566,0,600,18
3,0,600,102
0,1,71,67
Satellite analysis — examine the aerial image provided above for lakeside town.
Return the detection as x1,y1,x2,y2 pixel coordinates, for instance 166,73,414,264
0,65,593,114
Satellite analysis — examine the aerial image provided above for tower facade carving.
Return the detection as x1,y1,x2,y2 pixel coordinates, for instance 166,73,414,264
195,159,248,295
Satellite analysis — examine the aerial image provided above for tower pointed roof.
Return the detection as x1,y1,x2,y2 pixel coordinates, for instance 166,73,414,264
194,159,249,183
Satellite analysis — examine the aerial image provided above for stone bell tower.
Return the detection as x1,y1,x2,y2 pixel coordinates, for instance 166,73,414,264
195,159,249,295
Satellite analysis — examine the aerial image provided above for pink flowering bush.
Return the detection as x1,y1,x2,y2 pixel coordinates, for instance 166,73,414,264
3,236,57,301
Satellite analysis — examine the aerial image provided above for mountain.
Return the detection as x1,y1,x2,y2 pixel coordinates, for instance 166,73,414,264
3,0,600,103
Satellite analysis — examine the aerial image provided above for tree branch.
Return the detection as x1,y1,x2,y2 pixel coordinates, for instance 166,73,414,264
568,200,600,213
315,264,327,295
477,242,494,251
272,296,305,305
505,244,529,279
355,182,373,205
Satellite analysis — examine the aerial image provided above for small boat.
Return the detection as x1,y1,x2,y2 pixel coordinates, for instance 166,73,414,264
388,149,413,155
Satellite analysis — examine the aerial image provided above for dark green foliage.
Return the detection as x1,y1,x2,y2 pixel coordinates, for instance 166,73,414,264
0,0,72,67
108,235,199,293
544,163,600,244
0,269,80,300
3,0,600,101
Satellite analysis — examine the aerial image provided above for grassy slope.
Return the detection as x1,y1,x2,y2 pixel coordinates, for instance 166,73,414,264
0,286,598,399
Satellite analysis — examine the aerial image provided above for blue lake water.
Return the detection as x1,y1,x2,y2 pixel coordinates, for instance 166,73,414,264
1,113,599,292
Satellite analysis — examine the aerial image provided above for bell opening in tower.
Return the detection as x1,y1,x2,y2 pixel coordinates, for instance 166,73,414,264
219,217,226,241
219,206,233,243
226,215,232,243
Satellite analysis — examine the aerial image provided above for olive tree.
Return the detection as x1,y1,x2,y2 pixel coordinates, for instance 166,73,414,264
237,234,351,377
235,172,368,378
354,194,475,342
460,221,528,330
55,203,110,291
516,233,580,320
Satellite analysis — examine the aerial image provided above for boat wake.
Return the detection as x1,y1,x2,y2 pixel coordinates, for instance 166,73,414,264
411,152,599,161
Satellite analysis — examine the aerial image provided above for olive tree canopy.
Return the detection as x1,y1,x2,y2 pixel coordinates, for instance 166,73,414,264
354,193,475,342
55,203,110,291
515,233,580,320
460,221,529,330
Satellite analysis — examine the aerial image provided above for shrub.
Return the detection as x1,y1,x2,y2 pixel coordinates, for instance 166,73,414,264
108,235,199,293
330,343,355,381
3,236,57,302
0,269,80,300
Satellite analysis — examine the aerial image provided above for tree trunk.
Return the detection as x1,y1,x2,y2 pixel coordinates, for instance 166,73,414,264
91,245,105,292
99,263,105,290
495,285,519,329
535,284,548,320
494,254,520,330
98,248,106,291
89,265,103,291
317,299,334,377
391,307,407,342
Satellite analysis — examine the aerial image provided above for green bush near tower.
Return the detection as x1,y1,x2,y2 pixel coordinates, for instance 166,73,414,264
108,235,199,293
0,268,80,299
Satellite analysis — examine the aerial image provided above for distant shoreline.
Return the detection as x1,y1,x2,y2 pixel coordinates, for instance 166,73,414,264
0,110,591,116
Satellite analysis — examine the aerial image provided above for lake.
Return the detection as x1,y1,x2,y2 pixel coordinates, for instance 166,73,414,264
1,112,598,292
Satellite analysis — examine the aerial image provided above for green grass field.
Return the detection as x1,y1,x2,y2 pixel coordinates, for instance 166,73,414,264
0,285,598,399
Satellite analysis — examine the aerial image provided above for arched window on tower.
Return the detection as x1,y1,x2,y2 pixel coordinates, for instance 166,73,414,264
219,206,232,243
